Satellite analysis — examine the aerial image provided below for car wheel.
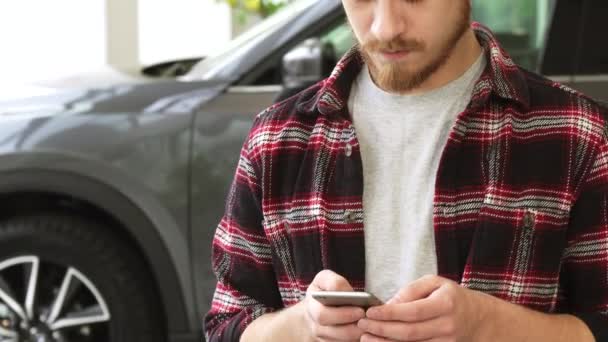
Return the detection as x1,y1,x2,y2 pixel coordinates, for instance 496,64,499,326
0,214,165,342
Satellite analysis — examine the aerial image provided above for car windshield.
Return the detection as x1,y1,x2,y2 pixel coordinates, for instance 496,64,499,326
183,0,318,81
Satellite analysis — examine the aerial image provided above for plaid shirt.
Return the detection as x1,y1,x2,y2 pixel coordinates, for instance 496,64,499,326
205,23,608,341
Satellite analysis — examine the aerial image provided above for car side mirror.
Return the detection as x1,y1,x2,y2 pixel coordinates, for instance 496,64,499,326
281,38,336,94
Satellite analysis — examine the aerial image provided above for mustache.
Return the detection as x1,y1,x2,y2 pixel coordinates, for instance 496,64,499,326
360,37,424,53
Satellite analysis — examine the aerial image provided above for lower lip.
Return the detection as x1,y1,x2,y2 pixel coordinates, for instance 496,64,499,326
380,51,410,61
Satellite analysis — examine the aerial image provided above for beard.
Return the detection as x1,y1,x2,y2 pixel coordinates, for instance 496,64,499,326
358,2,471,94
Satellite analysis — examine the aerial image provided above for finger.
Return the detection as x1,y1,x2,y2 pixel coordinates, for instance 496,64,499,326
366,296,447,322
358,316,454,341
308,300,366,325
388,275,446,304
313,322,365,341
310,269,355,292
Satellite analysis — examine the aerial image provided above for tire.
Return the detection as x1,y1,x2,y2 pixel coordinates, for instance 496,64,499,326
0,213,165,342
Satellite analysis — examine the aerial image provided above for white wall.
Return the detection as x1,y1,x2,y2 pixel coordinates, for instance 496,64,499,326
0,0,106,84
138,0,231,66
0,0,232,86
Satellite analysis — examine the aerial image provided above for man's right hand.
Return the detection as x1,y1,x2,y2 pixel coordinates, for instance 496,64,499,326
240,269,366,342
302,270,366,342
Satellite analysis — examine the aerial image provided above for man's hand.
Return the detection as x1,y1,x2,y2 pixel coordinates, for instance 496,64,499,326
303,270,367,342
358,275,488,342
241,269,366,342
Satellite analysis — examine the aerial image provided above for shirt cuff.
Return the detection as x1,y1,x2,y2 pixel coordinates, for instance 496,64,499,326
205,305,278,342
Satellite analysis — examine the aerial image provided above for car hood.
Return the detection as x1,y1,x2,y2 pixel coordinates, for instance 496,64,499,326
0,79,230,117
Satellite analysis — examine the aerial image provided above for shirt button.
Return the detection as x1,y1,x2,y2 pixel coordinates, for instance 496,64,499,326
345,143,353,157
523,211,535,229
344,210,357,223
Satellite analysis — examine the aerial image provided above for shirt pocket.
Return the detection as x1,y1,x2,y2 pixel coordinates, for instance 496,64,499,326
465,193,571,310
509,206,570,276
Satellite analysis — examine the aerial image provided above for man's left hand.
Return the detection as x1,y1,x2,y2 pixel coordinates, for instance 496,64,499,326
358,275,492,342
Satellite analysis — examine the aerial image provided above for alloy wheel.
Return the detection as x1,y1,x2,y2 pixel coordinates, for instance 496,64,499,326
0,256,110,342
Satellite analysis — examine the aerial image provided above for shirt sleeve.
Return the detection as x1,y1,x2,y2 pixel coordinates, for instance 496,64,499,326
204,123,283,341
561,134,608,342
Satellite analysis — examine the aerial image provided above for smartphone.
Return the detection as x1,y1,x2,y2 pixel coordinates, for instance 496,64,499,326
310,291,383,308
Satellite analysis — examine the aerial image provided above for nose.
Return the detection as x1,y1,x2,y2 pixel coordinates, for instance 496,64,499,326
370,1,406,42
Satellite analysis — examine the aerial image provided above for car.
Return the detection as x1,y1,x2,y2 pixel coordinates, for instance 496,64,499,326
0,0,605,341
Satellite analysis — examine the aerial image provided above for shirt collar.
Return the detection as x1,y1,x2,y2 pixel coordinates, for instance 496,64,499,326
296,22,531,117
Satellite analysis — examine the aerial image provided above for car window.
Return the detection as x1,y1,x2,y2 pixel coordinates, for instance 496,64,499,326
472,0,556,71
246,18,353,86
320,22,356,60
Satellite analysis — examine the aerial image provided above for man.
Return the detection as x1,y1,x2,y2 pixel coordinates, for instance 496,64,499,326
205,0,608,341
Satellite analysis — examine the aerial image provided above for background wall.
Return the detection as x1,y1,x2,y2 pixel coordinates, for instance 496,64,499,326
138,0,231,67
0,0,107,84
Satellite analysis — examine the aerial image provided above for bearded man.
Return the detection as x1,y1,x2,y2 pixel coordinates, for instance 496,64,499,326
205,1,608,341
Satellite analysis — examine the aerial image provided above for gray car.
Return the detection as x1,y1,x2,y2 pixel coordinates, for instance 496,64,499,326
0,0,605,341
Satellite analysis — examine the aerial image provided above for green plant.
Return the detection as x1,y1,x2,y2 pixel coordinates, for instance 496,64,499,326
218,0,290,19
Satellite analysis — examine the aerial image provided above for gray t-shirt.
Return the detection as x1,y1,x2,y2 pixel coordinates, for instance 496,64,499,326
348,54,486,302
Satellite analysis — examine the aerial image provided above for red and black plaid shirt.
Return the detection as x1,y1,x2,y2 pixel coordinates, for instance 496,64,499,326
205,23,608,341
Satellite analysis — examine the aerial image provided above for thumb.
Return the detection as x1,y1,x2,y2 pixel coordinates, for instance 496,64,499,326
388,275,444,304
309,269,354,292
